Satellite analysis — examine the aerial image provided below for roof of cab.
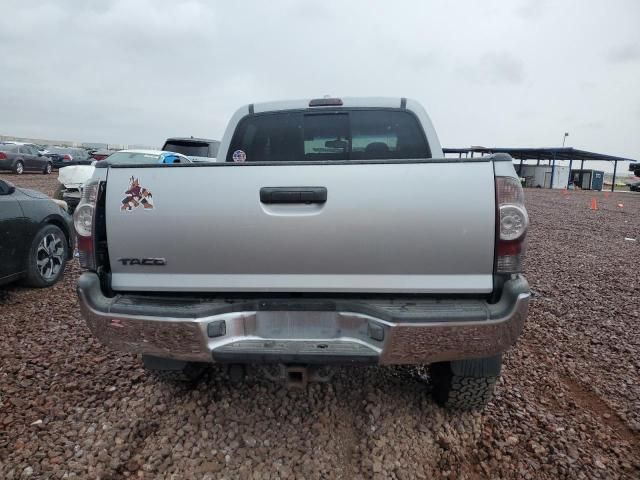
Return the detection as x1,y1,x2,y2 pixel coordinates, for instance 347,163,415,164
251,97,404,114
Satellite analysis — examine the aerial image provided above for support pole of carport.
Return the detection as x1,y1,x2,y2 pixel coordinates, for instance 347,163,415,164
612,161,617,192
537,155,540,166
519,157,524,177
550,152,556,188
568,157,573,187
580,159,584,188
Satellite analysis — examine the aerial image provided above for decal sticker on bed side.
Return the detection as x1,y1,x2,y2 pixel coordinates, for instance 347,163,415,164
121,176,154,211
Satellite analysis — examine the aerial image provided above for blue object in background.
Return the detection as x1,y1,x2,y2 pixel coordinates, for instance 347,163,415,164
159,154,179,164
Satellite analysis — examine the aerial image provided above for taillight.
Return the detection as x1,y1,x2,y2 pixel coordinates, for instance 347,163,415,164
74,182,99,270
63,154,72,161
495,176,528,274
0,152,6,160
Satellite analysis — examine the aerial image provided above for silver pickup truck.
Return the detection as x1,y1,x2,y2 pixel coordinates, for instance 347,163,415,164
74,97,530,409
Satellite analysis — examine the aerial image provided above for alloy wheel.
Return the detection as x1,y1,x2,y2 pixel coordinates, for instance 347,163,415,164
36,233,65,280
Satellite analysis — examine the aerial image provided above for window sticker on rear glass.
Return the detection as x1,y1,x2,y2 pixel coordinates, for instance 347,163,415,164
232,150,246,163
121,176,153,211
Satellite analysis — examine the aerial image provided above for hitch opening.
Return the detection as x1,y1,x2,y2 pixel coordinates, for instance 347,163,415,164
286,366,308,388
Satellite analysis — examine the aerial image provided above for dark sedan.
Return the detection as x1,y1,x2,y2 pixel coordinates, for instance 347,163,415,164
0,143,53,174
44,146,92,168
0,179,74,287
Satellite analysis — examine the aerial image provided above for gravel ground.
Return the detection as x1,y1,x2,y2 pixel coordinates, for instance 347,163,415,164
1,172,639,479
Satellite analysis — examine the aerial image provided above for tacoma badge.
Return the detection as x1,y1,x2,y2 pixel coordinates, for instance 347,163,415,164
118,258,166,266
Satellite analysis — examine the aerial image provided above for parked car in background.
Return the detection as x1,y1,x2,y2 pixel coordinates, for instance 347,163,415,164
0,179,74,287
0,142,53,174
54,149,191,213
629,182,640,192
44,146,92,168
54,165,97,213
0,141,44,152
31,144,50,156
89,149,117,161
98,149,192,166
162,137,220,162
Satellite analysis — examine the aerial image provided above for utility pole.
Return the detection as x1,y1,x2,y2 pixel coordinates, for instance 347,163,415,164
561,133,569,187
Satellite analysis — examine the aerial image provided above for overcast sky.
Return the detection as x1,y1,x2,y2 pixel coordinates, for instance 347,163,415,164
1,0,639,169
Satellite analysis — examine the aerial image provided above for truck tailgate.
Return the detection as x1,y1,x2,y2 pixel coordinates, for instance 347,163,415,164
105,162,495,293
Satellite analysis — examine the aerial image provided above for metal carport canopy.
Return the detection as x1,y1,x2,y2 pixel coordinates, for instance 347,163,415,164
443,147,636,162
443,147,638,191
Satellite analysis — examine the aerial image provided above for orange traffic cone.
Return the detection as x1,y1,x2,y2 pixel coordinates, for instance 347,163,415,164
590,198,598,210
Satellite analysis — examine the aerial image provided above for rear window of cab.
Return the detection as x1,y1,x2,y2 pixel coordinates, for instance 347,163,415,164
226,109,430,162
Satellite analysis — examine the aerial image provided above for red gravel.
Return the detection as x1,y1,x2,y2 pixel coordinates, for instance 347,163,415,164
1,173,639,479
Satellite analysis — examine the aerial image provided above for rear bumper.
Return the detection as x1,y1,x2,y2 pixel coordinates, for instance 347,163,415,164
77,273,530,365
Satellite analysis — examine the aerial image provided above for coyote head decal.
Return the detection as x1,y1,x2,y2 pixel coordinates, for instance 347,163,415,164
121,176,153,211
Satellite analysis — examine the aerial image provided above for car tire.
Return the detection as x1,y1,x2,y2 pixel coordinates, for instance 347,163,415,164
23,224,69,288
429,354,502,410
43,162,52,175
142,355,207,383
14,161,24,175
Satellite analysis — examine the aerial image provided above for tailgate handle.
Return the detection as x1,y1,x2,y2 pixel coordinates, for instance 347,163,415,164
260,187,327,204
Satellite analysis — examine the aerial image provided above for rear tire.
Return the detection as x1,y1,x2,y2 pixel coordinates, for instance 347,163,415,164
43,162,52,174
142,355,207,383
429,355,502,410
23,224,68,287
14,161,24,175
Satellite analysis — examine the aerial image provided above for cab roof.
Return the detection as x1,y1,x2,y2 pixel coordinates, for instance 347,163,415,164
250,97,406,113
